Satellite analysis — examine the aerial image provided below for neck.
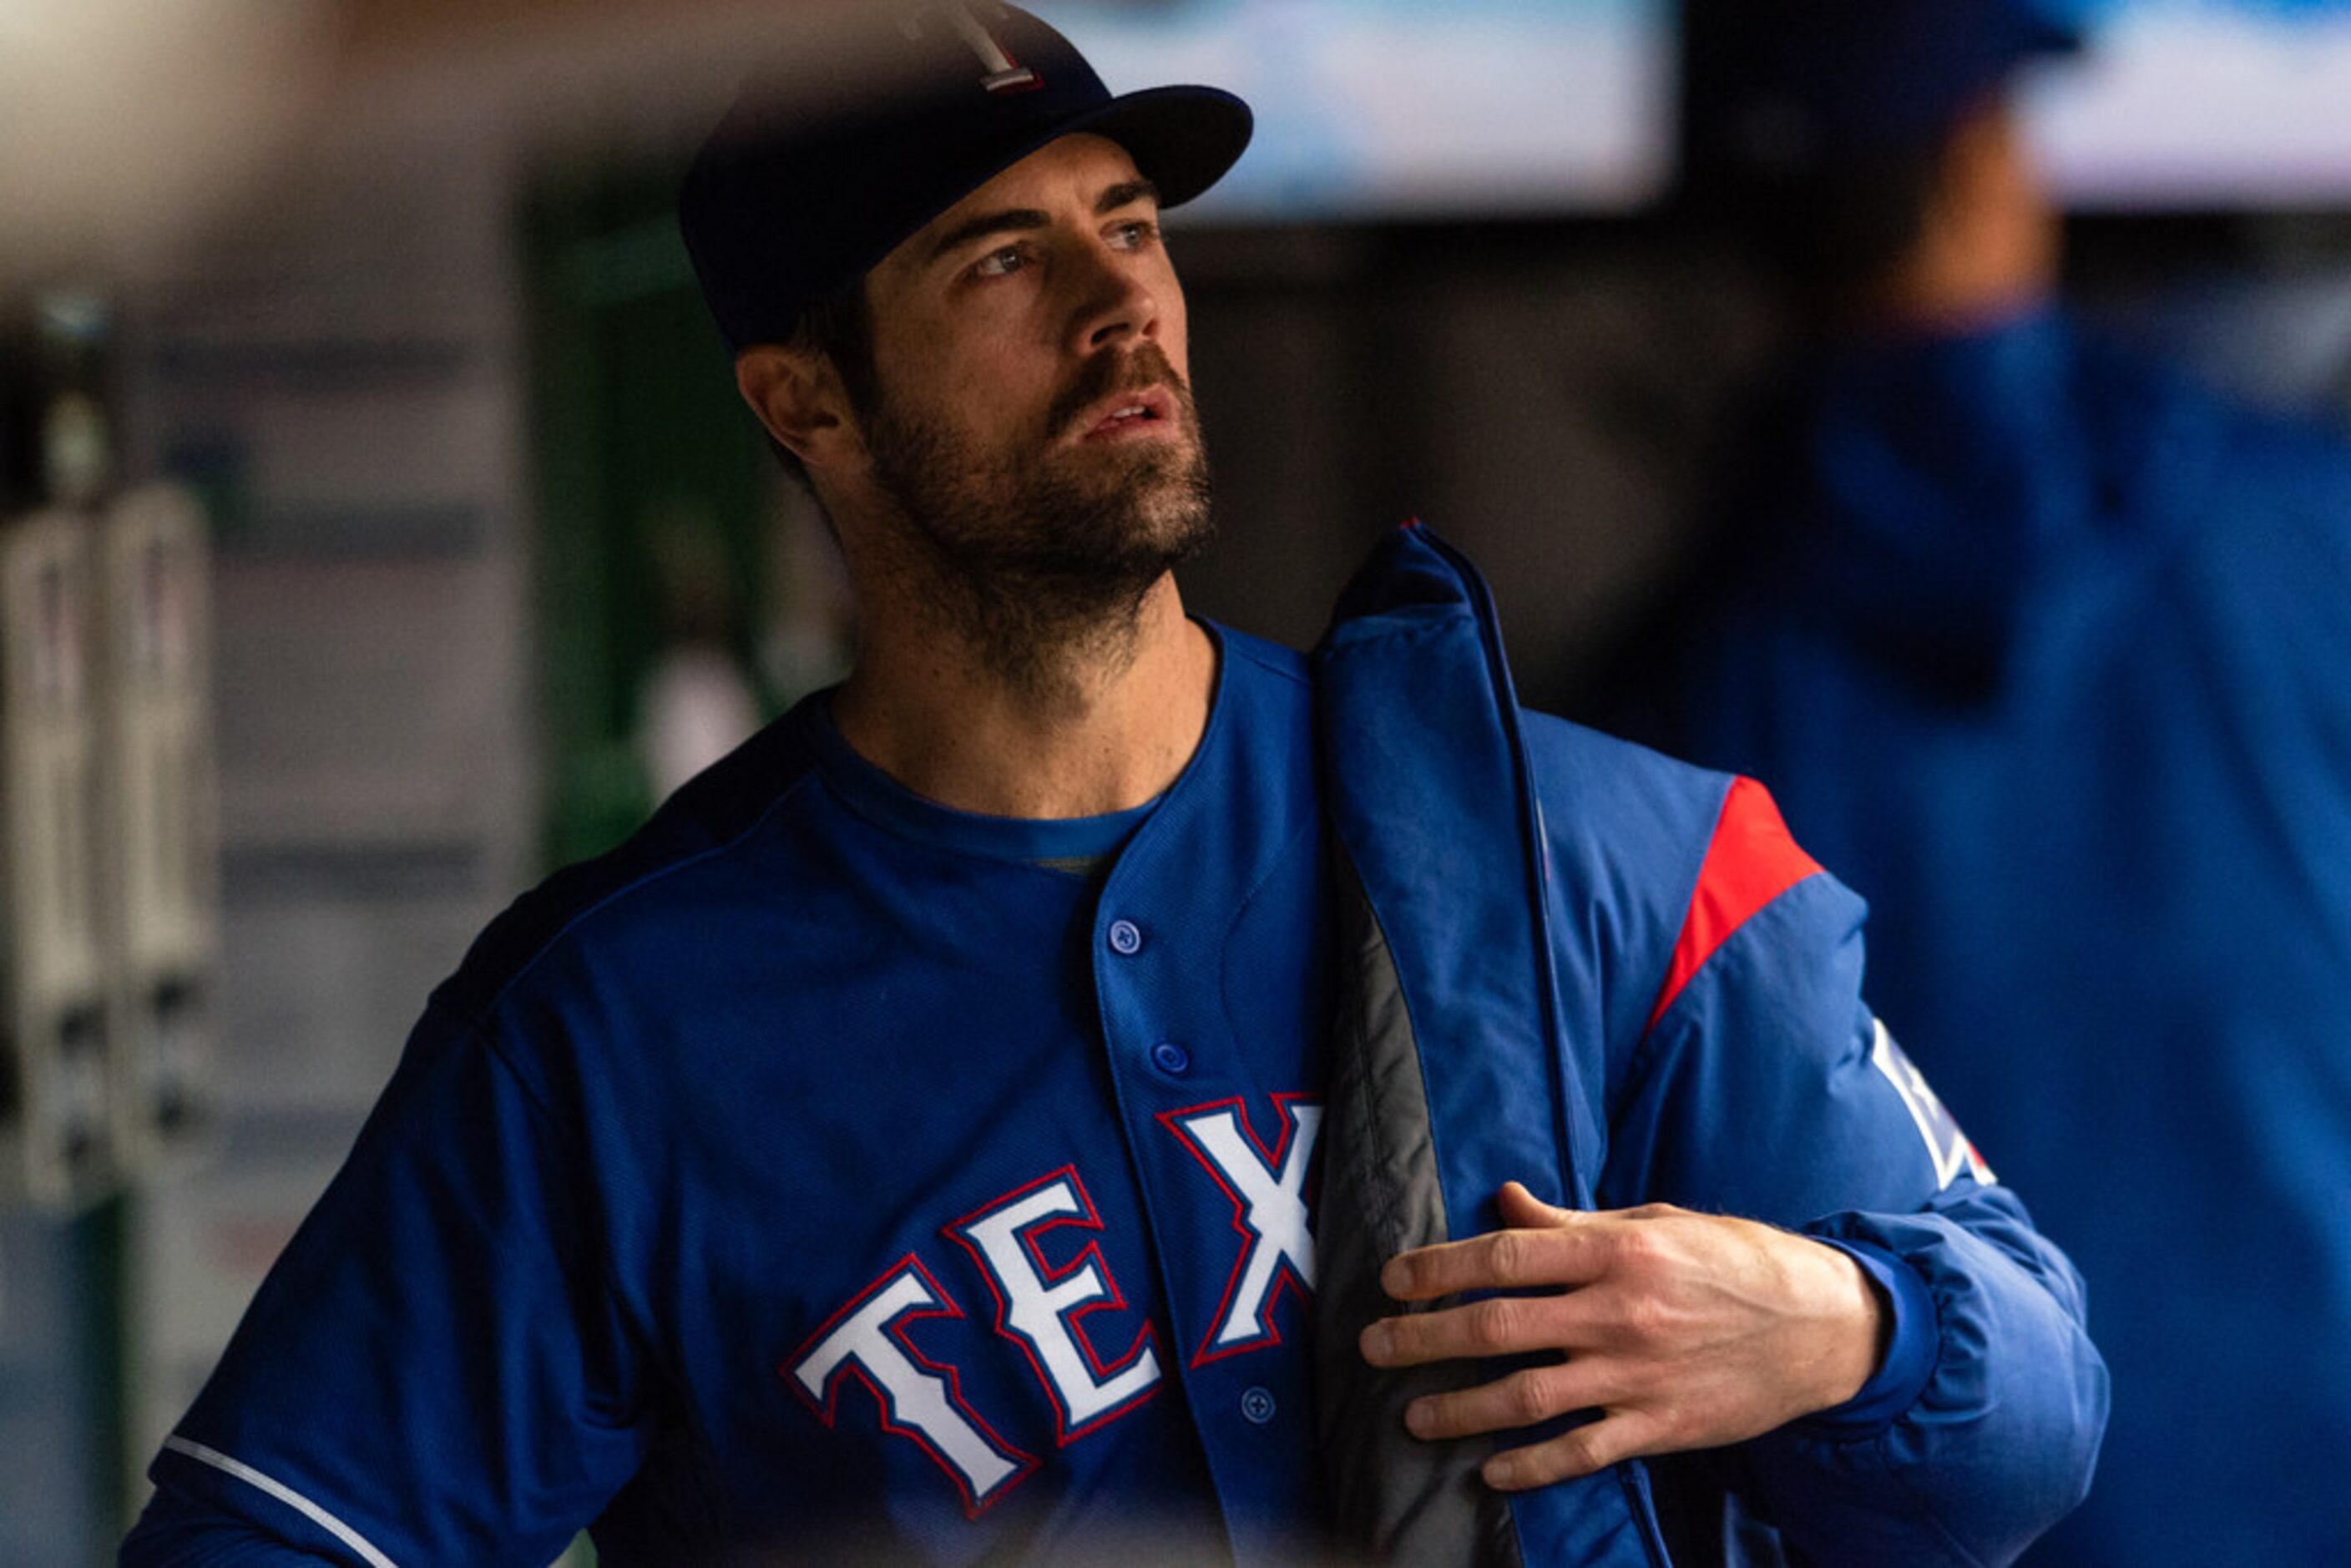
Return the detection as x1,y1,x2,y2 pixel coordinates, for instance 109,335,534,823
831,571,1217,820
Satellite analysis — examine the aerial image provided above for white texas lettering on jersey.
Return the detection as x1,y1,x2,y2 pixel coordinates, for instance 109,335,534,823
948,1169,1163,1442
1162,1096,1320,1364
902,3,1041,94
788,1257,1036,1516
1870,1019,1995,1190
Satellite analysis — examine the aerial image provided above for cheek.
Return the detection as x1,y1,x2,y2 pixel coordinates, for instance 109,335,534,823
896,357,1063,460
867,321,1018,439
1157,275,1192,380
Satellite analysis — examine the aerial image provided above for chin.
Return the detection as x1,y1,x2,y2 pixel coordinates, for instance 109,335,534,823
1096,450,1214,561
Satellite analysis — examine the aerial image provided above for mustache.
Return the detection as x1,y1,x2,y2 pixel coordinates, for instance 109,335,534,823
1046,346,1191,438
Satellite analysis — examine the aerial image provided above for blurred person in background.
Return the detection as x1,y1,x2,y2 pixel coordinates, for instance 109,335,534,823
121,4,2106,1562
1590,0,2351,1560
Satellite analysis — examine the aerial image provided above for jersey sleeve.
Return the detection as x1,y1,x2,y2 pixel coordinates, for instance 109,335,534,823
119,1000,652,1565
1592,775,2107,1565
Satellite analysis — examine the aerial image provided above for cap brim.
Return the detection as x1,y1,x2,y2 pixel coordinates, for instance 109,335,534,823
1059,84,1255,210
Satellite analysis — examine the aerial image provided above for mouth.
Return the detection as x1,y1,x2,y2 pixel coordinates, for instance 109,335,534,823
1073,386,1179,443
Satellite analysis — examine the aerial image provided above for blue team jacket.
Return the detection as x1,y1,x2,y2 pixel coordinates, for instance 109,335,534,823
1314,524,2107,1565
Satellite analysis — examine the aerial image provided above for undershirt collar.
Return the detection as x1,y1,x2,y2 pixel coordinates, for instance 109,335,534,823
803,700,1160,872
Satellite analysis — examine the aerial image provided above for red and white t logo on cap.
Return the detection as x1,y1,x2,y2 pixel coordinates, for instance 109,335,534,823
906,3,1042,94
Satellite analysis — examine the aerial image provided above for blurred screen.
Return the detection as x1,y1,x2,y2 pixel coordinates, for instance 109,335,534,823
1052,0,1676,220
2028,0,2351,207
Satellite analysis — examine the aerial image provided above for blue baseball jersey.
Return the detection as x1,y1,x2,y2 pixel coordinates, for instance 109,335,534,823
132,630,1334,1565
124,584,2095,1562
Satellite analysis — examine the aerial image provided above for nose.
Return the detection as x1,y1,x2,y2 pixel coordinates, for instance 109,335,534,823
1065,240,1160,356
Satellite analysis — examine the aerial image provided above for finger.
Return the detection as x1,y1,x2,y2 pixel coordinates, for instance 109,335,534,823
1499,1186,1687,1229
1483,1409,1668,1491
1362,1290,1600,1367
1494,1181,1568,1230
1402,1360,1611,1441
1382,1222,1607,1302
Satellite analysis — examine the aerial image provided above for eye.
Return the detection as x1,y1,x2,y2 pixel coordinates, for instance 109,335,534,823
1108,219,1160,251
972,245,1030,280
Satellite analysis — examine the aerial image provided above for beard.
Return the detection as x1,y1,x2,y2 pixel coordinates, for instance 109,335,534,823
860,344,1216,695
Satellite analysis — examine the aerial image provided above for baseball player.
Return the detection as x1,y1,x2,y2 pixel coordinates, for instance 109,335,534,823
121,6,2106,1563
1598,2,2351,1560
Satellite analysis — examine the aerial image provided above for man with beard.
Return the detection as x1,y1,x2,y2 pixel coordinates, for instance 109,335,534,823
121,7,2104,1565
746,132,1221,794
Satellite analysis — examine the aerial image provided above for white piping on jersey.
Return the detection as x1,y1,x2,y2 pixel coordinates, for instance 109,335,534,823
162,1435,400,1567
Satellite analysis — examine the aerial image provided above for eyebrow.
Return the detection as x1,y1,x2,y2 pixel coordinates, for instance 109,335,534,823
923,178,1165,265
1095,178,1162,216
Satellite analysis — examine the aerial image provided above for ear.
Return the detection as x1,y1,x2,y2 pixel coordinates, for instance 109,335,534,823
736,346,862,471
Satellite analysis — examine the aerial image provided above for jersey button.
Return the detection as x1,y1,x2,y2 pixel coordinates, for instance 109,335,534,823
1107,918,1145,956
1240,1386,1277,1425
1150,1040,1191,1076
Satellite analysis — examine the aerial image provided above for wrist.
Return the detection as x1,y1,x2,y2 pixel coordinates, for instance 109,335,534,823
1808,1237,1888,1411
1793,1236,1940,1440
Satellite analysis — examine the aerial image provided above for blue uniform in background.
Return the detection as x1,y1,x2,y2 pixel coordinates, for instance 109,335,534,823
1599,304,2351,1563
122,534,2102,1565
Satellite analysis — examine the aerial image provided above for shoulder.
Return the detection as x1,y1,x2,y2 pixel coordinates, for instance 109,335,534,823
1524,711,1848,928
1211,621,1310,690
1520,711,1741,881
1200,623,1315,781
2199,397,2351,544
1520,711,1856,1039
2087,334,2351,533
2081,357,2351,664
429,700,828,1027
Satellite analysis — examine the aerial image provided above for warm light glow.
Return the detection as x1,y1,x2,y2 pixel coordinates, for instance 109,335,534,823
0,0,335,286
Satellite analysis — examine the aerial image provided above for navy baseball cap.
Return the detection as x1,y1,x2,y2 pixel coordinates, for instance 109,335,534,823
1690,0,2081,180
680,3,1252,353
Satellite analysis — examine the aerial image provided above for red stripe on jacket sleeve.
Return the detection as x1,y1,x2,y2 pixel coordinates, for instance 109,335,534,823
1644,776,1823,1034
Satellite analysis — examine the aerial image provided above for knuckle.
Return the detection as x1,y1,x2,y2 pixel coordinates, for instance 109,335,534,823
1609,1230,1674,1288
1557,1427,1605,1474
1487,1228,1534,1282
1611,1225,1665,1266
1510,1368,1556,1424
1472,1297,1522,1348
1619,1292,1670,1344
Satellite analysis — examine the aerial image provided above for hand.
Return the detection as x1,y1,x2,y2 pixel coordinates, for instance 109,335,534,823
1358,1182,1884,1490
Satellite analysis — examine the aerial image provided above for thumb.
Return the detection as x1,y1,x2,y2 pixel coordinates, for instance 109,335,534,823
1495,1180,1573,1229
